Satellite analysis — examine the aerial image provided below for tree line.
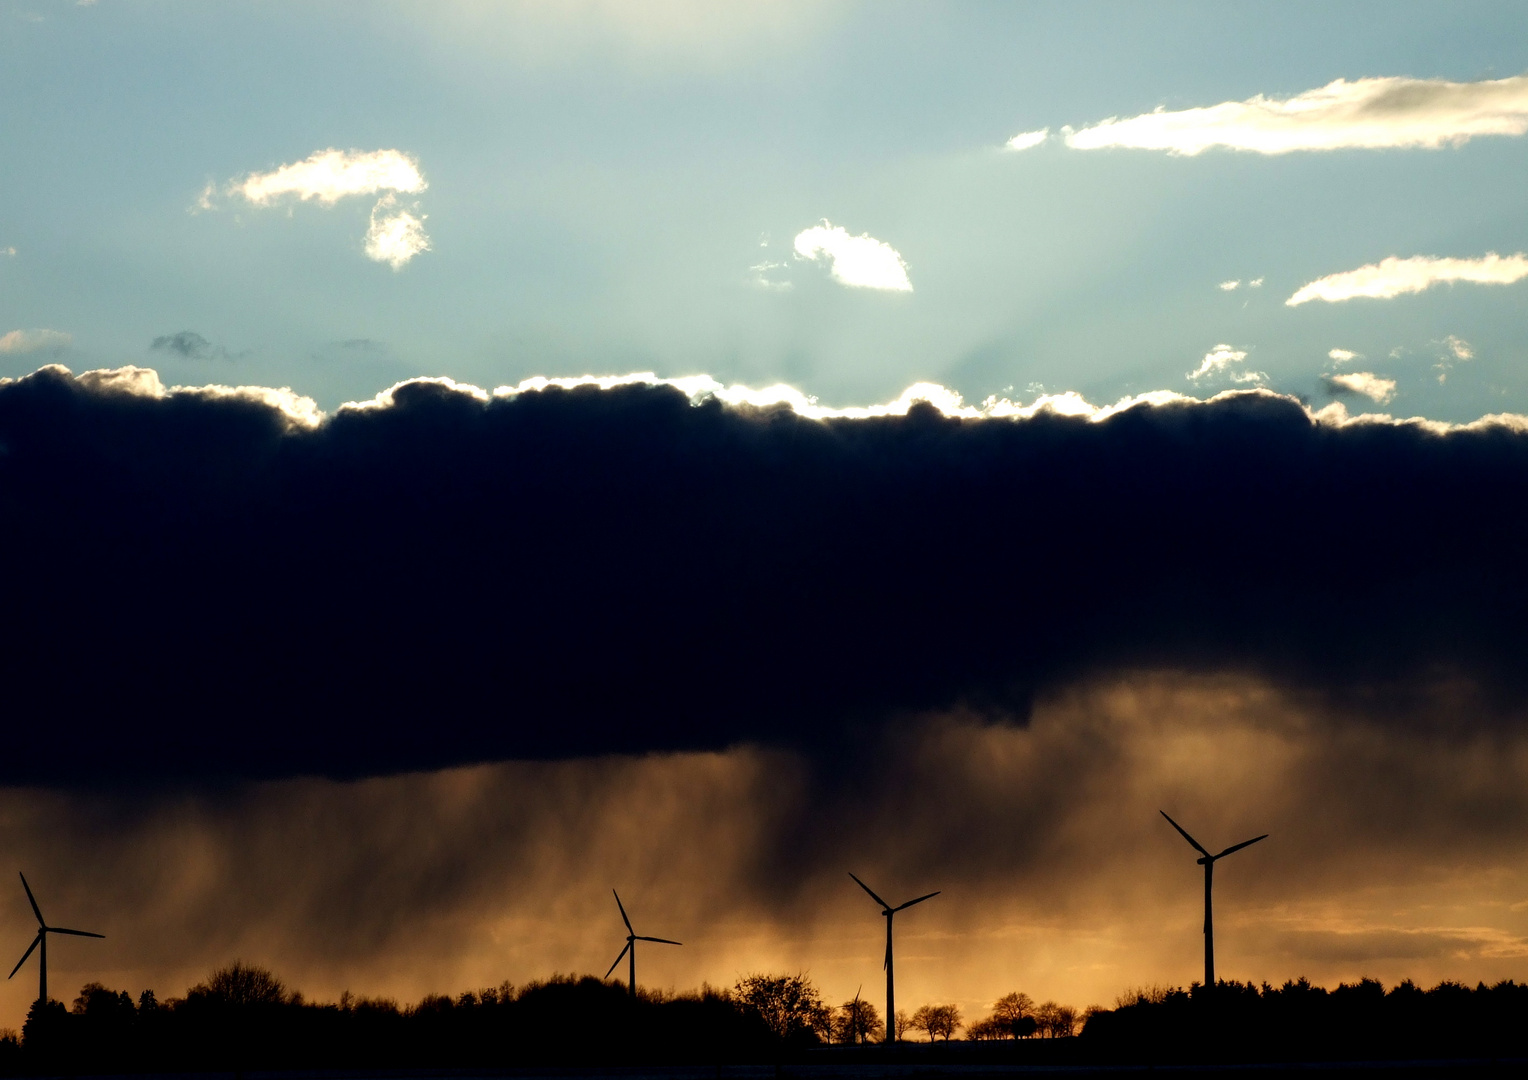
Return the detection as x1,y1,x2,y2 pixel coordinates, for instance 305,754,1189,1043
0,964,1070,1072
2,964,1525,1071
1086,977,1528,1063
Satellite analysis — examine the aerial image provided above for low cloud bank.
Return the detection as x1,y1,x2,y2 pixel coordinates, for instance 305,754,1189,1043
1066,73,1528,155
0,365,1526,783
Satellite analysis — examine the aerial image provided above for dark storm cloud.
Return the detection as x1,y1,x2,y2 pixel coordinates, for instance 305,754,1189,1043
1,364,1527,784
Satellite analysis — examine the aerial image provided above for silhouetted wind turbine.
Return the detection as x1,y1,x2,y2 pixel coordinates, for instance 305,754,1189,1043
1160,811,1266,990
603,890,680,998
8,873,104,1006
849,872,939,1043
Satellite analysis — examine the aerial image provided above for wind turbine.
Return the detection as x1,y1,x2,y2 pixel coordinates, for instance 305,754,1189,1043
603,890,680,998
1160,811,1266,990
8,873,104,1006
849,873,939,1043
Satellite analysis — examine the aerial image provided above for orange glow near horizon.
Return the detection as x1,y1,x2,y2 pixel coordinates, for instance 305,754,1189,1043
2,671,1526,1032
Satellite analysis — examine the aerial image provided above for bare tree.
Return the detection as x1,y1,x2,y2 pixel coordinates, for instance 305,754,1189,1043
910,1003,962,1042
733,974,832,1043
991,991,1037,1038
835,995,884,1044
894,1009,912,1040
1034,1001,1078,1038
188,962,291,1008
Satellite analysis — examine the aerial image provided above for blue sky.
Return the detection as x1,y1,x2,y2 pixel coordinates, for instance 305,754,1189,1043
3,0,1527,418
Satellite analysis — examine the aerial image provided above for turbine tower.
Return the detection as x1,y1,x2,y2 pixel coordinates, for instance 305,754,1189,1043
603,890,680,998
8,873,104,1006
1160,811,1266,990
849,872,939,1043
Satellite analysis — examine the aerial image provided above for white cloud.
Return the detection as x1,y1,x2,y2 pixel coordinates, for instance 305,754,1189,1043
1004,128,1049,151
0,328,71,354
1325,371,1397,404
1249,277,1264,288
229,148,426,207
1187,343,1266,384
1328,348,1360,363
2,246,15,257
363,195,431,270
208,148,432,269
793,222,912,292
1065,73,1528,155
1287,252,1528,305
1219,279,1240,291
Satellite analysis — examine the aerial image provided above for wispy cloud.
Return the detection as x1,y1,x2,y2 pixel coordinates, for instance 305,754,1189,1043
1433,335,1474,384
1,246,15,258
0,328,71,355
1003,128,1049,151
1287,253,1528,305
1328,349,1360,363
1066,74,1528,155
206,148,431,269
1325,371,1397,404
1187,343,1266,385
150,330,249,361
1219,280,1241,291
793,221,912,292
229,148,425,207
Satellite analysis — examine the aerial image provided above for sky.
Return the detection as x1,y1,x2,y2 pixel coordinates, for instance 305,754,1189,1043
3,0,1528,1038
4,0,1528,417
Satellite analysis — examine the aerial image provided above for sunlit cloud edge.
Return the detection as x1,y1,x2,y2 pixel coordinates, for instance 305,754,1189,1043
18,363,1527,438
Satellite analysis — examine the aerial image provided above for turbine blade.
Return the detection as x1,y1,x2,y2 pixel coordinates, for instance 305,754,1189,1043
883,937,891,971
1160,811,1210,857
894,890,940,911
19,874,43,927
613,889,633,933
8,934,40,980
848,872,889,909
49,928,104,939
604,941,631,979
1215,834,1269,859
635,936,681,945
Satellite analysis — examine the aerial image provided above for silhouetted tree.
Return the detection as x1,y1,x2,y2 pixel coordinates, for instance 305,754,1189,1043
732,974,831,1044
893,1009,911,1040
189,961,292,1007
910,1003,961,1041
1034,1001,1077,1038
991,991,1037,1038
834,996,883,1044
20,998,68,1060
